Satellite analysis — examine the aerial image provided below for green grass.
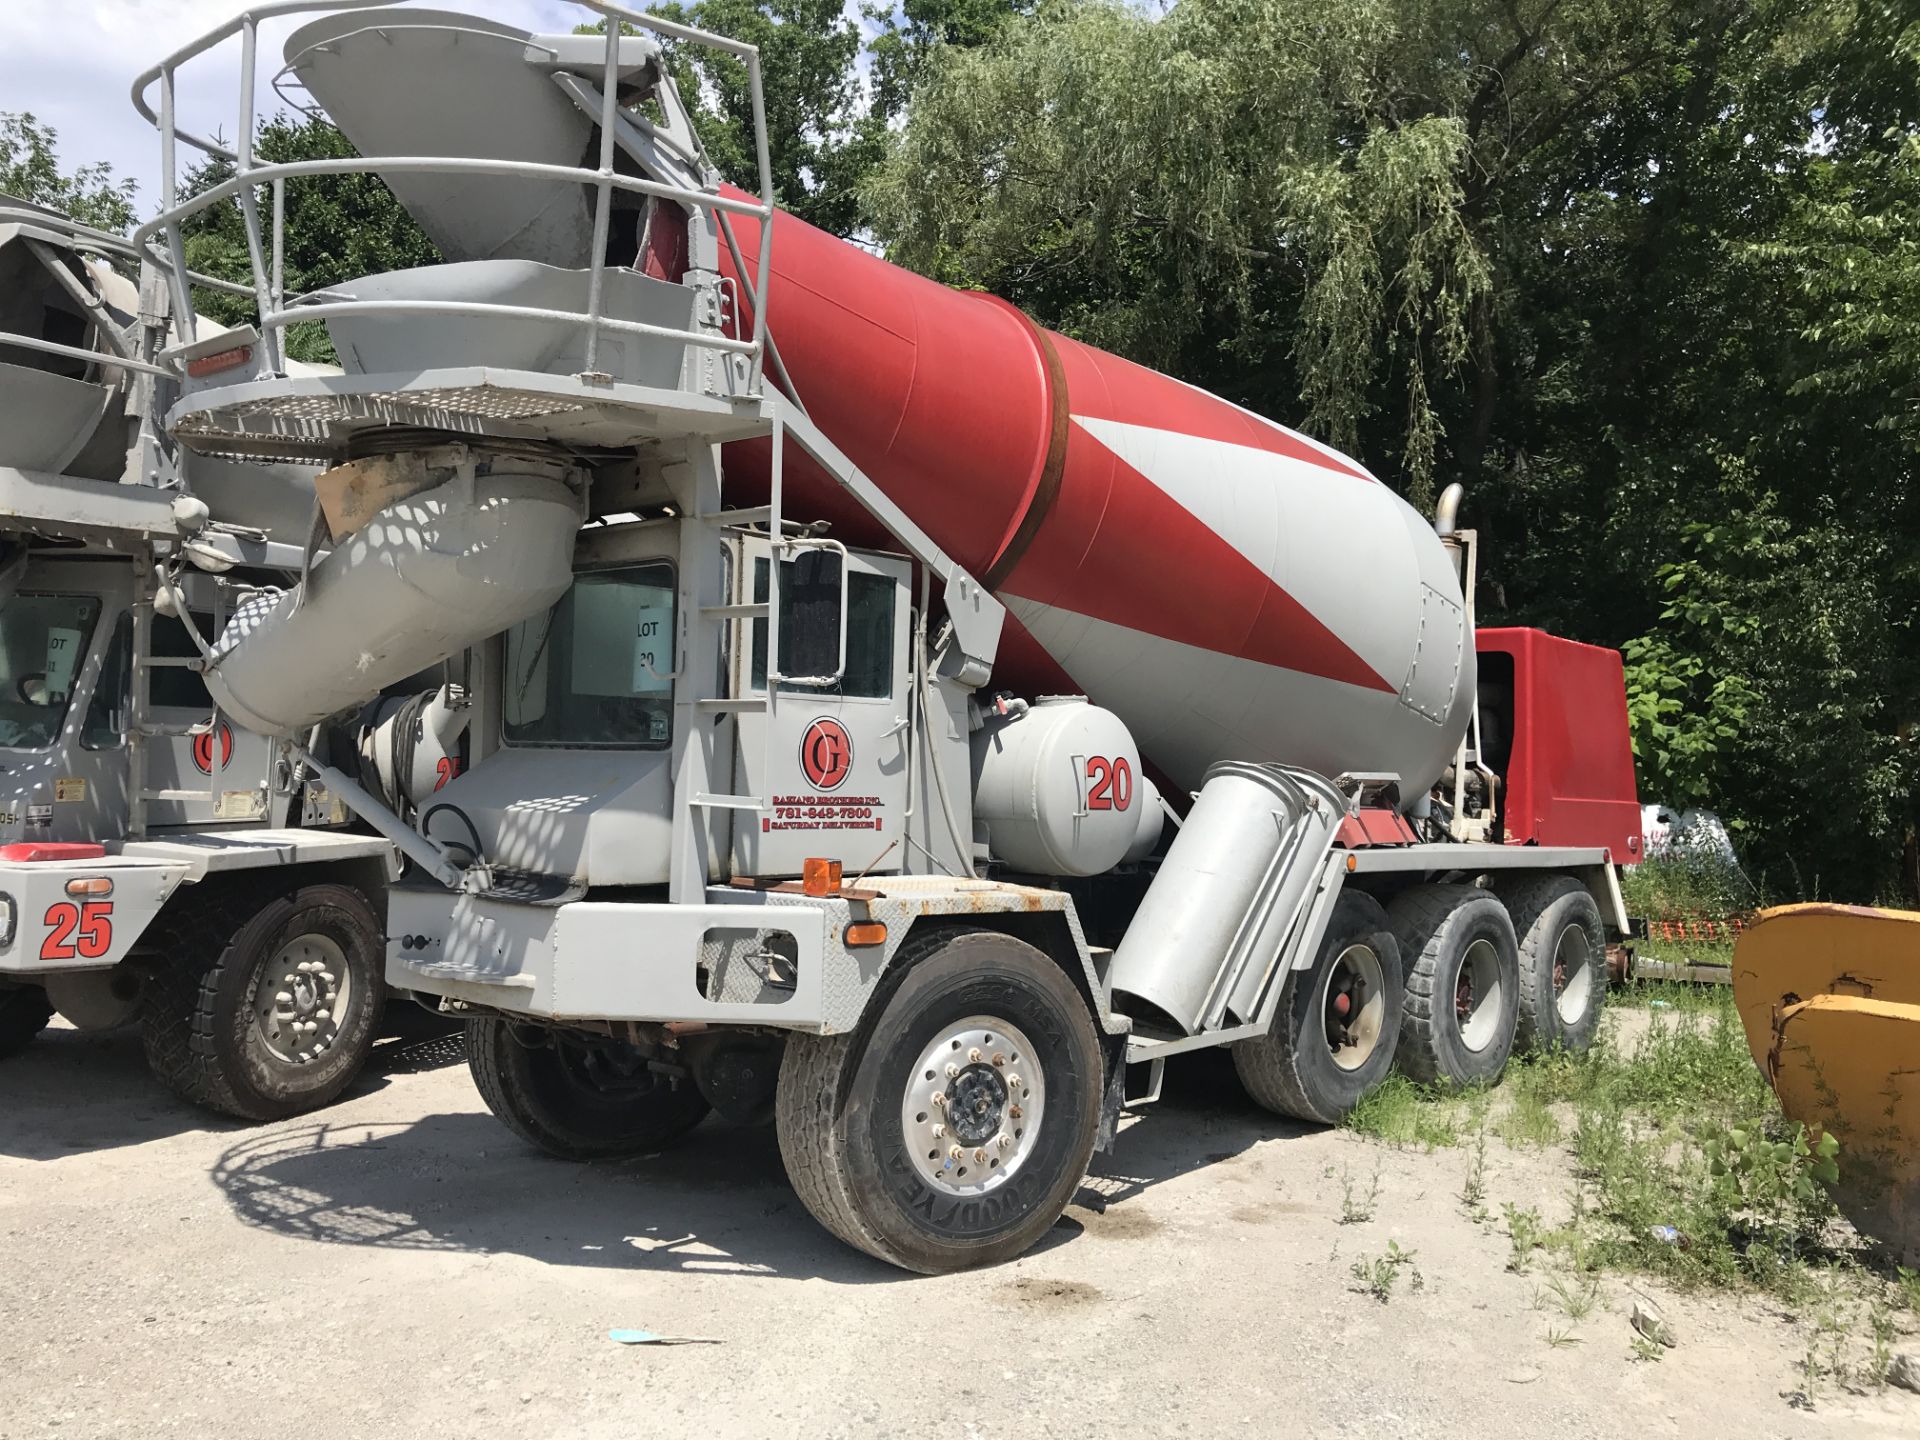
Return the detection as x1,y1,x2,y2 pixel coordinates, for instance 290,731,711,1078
1336,986,1915,1327
1341,1072,1473,1150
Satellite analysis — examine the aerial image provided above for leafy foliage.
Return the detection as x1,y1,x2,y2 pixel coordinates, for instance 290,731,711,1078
0,112,138,234
1708,1122,1842,1217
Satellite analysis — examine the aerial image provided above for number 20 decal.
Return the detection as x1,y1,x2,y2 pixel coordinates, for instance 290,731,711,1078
1085,756,1134,811
40,901,113,962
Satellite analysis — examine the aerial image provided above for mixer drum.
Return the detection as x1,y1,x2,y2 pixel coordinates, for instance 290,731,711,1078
719,205,1475,803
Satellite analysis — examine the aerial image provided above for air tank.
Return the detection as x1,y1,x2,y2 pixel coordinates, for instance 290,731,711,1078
972,696,1165,876
716,206,1474,803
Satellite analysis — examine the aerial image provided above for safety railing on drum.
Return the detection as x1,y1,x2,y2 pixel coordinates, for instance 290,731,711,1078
128,0,777,391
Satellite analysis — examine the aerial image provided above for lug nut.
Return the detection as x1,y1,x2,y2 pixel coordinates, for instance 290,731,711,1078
931,1124,945,1138
945,1062,960,1079
968,1047,982,1063
320,971,336,986
1009,1104,1023,1120
930,1091,946,1109
996,1132,1013,1149
275,991,292,1005
1006,1074,1022,1090
973,1149,988,1165
992,1053,1006,1067
949,1146,964,1162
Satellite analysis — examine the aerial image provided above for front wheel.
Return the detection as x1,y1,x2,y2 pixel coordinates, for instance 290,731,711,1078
777,928,1104,1274
468,1018,711,1160
0,984,53,1059
140,883,385,1121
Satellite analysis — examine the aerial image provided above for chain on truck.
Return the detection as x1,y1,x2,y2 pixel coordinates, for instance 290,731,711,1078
51,0,1645,1271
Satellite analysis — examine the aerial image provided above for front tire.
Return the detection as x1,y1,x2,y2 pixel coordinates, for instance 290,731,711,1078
468,1018,710,1160
1499,875,1608,1054
1233,889,1404,1123
140,883,385,1121
0,984,53,1059
1390,884,1520,1087
776,928,1104,1274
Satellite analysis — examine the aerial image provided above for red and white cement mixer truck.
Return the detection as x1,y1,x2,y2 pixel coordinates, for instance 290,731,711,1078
110,0,1640,1271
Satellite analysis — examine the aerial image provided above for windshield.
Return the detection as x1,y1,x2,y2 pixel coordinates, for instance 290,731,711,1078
0,593,102,749
503,564,676,749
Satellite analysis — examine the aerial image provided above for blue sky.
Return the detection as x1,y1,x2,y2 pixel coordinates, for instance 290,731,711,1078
0,2,615,212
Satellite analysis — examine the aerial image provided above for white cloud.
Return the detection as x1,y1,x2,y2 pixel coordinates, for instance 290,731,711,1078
0,1,588,214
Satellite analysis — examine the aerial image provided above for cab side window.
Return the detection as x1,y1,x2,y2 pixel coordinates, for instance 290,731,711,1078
82,611,217,750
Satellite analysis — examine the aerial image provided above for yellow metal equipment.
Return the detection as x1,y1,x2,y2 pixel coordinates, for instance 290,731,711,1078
1732,904,1920,1265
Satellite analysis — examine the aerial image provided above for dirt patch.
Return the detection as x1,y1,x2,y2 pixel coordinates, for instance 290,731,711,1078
999,1276,1105,1309
1066,1202,1162,1240
1229,1202,1315,1225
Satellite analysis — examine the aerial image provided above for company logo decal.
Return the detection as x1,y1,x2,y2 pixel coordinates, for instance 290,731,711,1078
800,717,852,791
191,722,235,775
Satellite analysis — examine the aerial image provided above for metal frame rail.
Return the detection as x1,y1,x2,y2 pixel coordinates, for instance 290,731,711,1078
128,0,778,389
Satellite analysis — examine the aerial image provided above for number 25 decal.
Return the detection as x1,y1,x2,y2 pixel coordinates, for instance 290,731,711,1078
1085,756,1134,811
40,900,113,962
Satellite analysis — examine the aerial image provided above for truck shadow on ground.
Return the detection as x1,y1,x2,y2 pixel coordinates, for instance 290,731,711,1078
0,1025,466,1160
204,1048,1310,1284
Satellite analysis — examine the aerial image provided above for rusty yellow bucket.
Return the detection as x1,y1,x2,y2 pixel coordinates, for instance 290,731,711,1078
1732,903,1920,1264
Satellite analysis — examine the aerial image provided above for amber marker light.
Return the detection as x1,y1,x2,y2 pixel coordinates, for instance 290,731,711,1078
802,857,843,897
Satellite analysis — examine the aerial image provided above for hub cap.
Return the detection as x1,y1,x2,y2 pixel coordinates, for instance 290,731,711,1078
1455,938,1505,1052
901,1017,1044,1198
1323,944,1385,1072
252,933,351,1066
1553,924,1594,1025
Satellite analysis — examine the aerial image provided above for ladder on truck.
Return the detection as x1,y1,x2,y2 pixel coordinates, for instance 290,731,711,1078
677,411,861,882
124,551,229,837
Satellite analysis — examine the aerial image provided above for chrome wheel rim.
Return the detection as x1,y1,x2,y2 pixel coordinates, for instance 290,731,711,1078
1554,924,1594,1026
1324,944,1386,1072
1456,938,1505,1052
901,1016,1044,1198
252,933,351,1066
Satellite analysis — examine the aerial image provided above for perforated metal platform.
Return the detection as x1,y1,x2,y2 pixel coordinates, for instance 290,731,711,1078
169,367,776,462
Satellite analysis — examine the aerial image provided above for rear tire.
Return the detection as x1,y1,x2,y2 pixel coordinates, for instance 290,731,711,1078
140,883,385,1121
776,927,1104,1274
468,1018,710,1161
1232,890,1404,1124
1389,884,1519,1087
1499,875,1608,1054
0,984,53,1059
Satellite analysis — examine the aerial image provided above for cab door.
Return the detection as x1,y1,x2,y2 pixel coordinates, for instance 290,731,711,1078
729,538,912,879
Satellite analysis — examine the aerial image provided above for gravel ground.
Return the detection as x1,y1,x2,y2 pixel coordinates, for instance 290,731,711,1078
3,1019,1917,1439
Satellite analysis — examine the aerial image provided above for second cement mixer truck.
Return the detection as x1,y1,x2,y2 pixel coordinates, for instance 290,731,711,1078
128,0,1641,1271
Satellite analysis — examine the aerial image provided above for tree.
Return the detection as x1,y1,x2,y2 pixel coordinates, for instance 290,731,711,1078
0,112,138,234
872,0,1920,898
865,0,1036,121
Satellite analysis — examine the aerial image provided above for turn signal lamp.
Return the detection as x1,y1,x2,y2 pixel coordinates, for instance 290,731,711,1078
802,857,843,897
845,922,888,948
